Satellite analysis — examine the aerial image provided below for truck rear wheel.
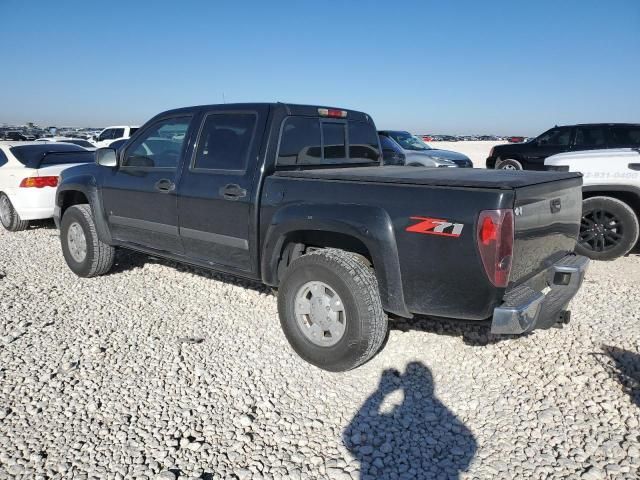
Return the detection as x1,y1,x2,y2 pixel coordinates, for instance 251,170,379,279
61,204,115,277
576,196,639,261
0,193,29,232
278,248,387,372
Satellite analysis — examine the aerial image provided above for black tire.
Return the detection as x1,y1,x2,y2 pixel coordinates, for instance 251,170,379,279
0,193,29,232
278,248,388,372
576,196,639,261
60,204,115,277
496,158,523,170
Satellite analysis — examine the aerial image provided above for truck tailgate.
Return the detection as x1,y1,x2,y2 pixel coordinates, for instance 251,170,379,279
510,177,582,287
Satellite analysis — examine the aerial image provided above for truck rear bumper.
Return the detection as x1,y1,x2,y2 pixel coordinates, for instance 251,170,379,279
491,254,589,334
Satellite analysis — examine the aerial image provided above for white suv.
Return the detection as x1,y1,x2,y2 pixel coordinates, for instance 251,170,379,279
545,148,640,260
93,126,139,148
0,142,92,231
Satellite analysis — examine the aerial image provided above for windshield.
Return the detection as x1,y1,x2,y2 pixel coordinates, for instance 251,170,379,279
10,144,86,168
389,132,432,151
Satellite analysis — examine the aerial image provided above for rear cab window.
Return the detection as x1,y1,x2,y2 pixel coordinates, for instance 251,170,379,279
277,116,380,167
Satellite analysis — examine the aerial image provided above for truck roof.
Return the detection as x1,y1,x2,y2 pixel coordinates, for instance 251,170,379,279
155,103,374,123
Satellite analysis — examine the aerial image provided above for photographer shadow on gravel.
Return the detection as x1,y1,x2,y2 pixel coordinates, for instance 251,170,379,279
344,362,477,480
602,345,640,407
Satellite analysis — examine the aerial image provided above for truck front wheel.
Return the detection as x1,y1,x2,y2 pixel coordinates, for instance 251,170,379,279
278,248,388,372
60,204,115,277
576,196,639,261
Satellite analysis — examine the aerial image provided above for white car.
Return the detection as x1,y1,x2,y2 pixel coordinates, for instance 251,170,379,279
0,142,93,231
35,137,96,149
545,148,640,260
93,126,139,148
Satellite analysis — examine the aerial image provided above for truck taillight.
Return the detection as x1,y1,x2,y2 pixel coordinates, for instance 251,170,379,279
477,209,514,288
19,176,59,188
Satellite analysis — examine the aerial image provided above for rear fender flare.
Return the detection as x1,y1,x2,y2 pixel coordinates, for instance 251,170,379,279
262,203,411,318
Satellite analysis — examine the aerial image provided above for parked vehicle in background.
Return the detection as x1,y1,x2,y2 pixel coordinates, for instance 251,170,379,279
378,131,472,168
545,148,640,260
3,131,29,141
507,136,526,143
420,135,433,142
35,137,96,149
430,135,459,142
54,102,588,371
93,126,139,148
0,142,94,231
487,123,640,170
379,135,405,165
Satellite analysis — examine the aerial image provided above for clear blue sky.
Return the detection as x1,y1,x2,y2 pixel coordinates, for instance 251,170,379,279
1,0,638,135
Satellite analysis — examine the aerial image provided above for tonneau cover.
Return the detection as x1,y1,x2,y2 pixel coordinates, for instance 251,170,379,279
275,166,582,190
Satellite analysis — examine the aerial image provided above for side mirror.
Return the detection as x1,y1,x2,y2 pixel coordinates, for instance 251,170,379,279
96,148,117,167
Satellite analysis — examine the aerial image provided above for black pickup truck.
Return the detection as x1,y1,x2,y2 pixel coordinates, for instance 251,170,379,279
54,103,589,371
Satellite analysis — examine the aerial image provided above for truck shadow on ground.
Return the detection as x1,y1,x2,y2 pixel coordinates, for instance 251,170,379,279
27,219,57,231
600,345,640,408
344,362,477,480
108,249,272,295
389,315,523,347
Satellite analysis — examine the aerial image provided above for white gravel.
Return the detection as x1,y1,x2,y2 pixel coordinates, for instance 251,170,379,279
1,223,639,479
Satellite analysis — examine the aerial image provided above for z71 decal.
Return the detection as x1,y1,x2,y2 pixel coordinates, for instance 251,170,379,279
406,216,464,237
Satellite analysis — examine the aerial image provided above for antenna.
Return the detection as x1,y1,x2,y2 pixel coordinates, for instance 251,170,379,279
222,92,226,104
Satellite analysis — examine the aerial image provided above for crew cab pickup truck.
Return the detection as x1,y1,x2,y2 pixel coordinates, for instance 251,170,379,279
54,103,589,371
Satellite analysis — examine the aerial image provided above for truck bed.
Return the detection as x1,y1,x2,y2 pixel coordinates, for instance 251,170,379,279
275,166,582,190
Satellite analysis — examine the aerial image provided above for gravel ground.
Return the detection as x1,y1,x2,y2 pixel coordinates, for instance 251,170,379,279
1,223,639,480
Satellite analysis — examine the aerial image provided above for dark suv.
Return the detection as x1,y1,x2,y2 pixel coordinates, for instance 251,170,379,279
487,123,640,170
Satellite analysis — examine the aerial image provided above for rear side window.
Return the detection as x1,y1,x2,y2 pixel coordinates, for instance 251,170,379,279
574,127,606,147
193,113,257,171
129,128,139,136
609,126,640,147
277,117,380,166
0,150,8,167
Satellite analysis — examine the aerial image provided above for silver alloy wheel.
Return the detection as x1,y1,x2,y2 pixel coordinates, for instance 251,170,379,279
0,196,11,227
294,281,346,347
67,222,88,263
500,163,518,170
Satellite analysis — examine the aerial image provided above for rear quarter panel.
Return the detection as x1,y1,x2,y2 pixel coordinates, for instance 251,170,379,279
261,176,514,320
